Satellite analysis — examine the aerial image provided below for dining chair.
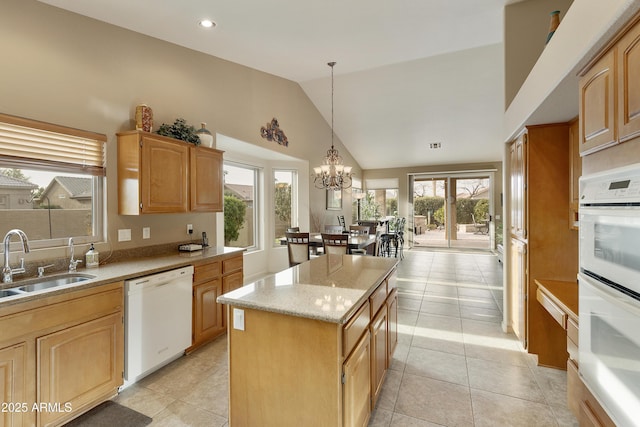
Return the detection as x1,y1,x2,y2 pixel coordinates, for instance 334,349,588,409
357,220,379,233
337,215,346,231
324,225,344,234
286,226,300,232
285,231,311,267
349,225,370,235
321,233,349,256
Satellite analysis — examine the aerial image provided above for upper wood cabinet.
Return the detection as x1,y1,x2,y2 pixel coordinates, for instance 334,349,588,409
190,146,223,212
117,131,224,214
579,16,640,156
509,133,527,239
617,20,640,143
579,49,617,155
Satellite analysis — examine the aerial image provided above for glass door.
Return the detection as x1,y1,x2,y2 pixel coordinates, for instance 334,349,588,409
412,172,494,250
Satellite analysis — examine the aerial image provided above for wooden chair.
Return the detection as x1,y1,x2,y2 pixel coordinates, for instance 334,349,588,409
321,233,349,256
349,225,370,235
324,225,344,234
286,226,300,232
285,231,311,267
337,215,346,231
357,220,378,233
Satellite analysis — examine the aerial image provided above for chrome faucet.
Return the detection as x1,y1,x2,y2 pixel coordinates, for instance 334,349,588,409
2,229,30,283
68,237,82,272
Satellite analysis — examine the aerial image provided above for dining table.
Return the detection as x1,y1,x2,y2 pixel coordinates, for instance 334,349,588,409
280,233,376,254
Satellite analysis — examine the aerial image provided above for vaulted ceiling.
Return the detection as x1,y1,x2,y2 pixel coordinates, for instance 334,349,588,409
38,0,516,169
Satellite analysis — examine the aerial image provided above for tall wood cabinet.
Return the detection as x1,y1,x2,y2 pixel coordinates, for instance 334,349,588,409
507,123,578,367
117,131,223,214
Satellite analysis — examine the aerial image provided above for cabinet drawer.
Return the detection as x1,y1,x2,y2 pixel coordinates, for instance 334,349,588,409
369,282,387,318
223,271,243,294
567,335,579,362
194,261,221,283
387,269,397,292
536,288,567,329
343,301,370,358
223,256,243,274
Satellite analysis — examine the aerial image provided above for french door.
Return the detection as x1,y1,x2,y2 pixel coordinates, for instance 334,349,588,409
409,171,495,250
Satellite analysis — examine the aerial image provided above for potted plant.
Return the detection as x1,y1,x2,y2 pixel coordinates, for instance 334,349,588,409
156,118,200,145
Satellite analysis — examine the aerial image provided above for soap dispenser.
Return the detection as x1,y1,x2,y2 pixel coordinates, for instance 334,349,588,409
85,243,99,268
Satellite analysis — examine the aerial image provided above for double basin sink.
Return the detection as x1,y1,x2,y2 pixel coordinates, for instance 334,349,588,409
0,273,95,299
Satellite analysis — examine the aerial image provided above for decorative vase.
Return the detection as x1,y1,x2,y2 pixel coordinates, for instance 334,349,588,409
135,104,153,132
546,10,560,45
195,122,214,148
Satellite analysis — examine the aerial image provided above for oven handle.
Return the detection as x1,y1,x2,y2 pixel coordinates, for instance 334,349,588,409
579,272,640,316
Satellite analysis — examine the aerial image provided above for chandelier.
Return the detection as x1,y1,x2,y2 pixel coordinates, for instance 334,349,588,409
313,61,353,190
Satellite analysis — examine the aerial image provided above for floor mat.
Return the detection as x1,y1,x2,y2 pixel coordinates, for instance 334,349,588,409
64,401,151,427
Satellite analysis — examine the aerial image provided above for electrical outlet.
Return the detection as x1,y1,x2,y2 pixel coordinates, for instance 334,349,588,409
118,229,131,242
187,224,193,234
143,227,150,239
233,308,245,331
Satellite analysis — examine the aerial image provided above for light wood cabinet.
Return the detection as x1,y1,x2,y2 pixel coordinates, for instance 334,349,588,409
343,331,371,427
117,131,224,214
568,118,581,229
509,133,526,238
507,124,578,367
37,312,123,427
579,16,640,156
0,343,27,427
509,238,527,347
370,300,387,409
579,49,617,155
0,281,124,427
387,288,398,363
190,253,243,351
617,20,640,143
190,146,223,212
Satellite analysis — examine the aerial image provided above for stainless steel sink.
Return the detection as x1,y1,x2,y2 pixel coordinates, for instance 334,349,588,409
16,273,95,293
0,289,22,298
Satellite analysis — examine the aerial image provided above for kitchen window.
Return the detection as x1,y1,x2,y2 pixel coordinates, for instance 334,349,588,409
223,162,259,250
0,114,105,249
273,169,297,245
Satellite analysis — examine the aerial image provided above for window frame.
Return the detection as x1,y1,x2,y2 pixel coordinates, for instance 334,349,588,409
273,168,298,246
223,161,260,252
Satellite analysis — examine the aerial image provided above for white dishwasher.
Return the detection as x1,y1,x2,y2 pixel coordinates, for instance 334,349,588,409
124,265,193,387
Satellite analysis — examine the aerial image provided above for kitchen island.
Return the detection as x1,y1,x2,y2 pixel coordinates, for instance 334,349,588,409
218,254,399,427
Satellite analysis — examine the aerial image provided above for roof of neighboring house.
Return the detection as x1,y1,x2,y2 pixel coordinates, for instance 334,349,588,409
0,174,38,190
42,176,92,199
225,183,253,201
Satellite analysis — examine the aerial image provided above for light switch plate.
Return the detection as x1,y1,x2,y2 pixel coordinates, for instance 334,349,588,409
233,308,245,331
143,227,151,239
118,229,131,242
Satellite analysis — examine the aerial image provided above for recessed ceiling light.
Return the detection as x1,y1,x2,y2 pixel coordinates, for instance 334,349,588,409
198,19,216,29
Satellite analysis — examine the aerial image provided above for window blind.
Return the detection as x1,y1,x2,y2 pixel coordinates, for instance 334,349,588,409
0,113,106,175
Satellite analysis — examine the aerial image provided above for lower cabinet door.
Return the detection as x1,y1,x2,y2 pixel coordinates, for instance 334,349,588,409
370,306,388,409
343,331,371,427
387,289,398,363
0,343,27,427
37,313,123,426
193,279,225,345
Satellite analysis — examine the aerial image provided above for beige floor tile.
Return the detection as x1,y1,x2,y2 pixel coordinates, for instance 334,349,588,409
471,389,557,427
419,300,461,317
180,368,229,418
113,384,175,418
460,305,502,323
405,347,469,386
395,373,473,427
149,400,227,427
376,368,403,411
467,357,545,403
369,407,394,426
390,412,444,426
463,341,529,367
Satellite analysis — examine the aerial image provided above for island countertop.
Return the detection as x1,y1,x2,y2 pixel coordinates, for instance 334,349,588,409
218,254,399,324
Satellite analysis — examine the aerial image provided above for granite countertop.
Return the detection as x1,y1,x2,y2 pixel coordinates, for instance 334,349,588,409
218,254,398,324
0,246,244,308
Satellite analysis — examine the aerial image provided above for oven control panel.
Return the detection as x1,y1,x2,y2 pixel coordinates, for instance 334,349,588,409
580,163,640,204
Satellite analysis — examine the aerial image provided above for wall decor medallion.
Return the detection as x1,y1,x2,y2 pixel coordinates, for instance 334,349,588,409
260,118,288,146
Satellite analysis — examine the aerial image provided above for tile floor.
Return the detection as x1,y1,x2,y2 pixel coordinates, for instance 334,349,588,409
114,249,578,426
